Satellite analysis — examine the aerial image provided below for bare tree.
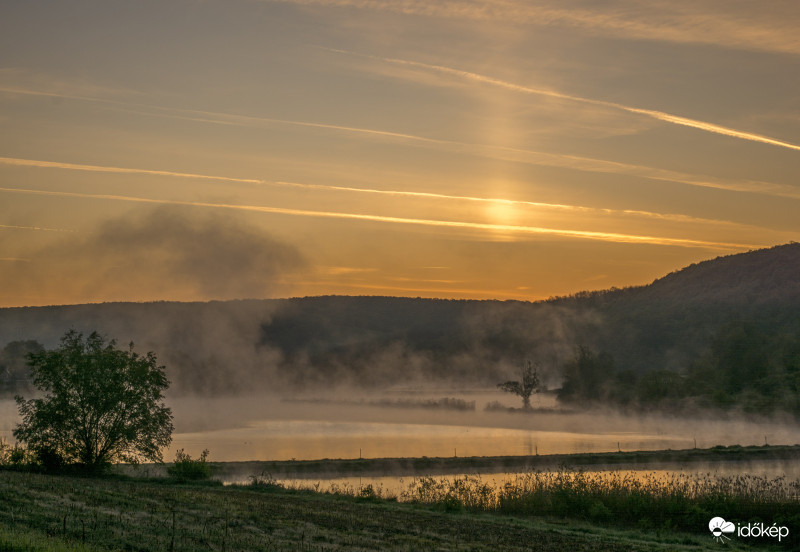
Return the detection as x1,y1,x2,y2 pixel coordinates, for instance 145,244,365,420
498,360,540,410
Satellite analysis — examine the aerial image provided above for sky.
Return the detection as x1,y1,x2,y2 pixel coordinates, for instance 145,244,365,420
1,0,799,307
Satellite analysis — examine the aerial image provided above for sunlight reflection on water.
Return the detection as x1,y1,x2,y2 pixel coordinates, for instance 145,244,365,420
228,462,800,497
171,419,689,462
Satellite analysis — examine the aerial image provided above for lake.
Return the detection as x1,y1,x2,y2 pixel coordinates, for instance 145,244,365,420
4,389,800,471
158,391,800,462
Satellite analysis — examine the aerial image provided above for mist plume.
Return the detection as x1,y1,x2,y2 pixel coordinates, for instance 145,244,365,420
0,206,305,305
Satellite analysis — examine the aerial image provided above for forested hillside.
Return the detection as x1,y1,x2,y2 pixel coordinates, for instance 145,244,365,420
553,243,800,412
1,243,798,413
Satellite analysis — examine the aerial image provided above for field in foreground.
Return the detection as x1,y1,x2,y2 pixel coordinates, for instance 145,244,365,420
0,469,771,551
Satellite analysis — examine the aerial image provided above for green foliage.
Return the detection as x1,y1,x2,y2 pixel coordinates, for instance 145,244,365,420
635,369,685,404
402,469,800,547
9,444,31,467
2,469,698,552
247,471,284,491
0,523,99,551
35,446,66,474
167,448,211,481
0,244,798,400
557,347,617,404
559,319,800,414
13,330,173,472
680,321,800,414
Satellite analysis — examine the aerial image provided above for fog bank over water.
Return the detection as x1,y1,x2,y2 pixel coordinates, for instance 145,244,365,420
161,388,800,463
0,297,591,395
4,387,800,467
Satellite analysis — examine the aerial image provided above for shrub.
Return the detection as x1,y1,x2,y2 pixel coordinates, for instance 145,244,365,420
167,448,211,481
36,446,65,473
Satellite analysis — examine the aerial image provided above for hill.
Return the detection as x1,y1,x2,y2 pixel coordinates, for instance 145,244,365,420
1,243,798,407
549,242,800,372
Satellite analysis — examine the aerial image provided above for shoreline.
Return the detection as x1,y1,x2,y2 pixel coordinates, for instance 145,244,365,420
195,443,800,480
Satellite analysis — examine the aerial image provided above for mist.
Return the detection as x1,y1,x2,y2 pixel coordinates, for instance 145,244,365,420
0,205,305,305
160,388,800,469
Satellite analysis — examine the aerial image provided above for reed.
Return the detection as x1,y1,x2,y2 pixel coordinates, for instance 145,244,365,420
397,468,800,545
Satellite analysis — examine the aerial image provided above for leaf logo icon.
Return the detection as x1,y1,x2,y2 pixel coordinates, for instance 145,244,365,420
709,517,736,542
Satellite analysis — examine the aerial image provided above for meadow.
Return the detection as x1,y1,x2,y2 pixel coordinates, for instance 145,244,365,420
3,448,799,551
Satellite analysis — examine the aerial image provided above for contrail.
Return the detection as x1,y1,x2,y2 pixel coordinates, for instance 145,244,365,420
6,82,799,197
0,222,75,232
0,156,263,185
124,103,800,197
624,107,800,151
102,104,445,144
0,185,759,250
0,156,754,226
0,84,437,144
341,50,800,152
273,180,745,226
274,179,589,211
0,86,114,104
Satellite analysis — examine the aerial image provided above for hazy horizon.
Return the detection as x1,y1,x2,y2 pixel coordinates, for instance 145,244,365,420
2,1,799,308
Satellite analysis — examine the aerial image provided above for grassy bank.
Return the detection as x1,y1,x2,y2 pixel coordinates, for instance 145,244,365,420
399,470,800,548
0,471,744,552
4,445,799,550
0,469,755,551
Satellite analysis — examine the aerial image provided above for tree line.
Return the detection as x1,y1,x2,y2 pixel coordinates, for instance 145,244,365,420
557,320,800,415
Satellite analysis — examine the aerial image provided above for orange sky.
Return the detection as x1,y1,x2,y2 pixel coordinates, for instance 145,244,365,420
1,0,799,306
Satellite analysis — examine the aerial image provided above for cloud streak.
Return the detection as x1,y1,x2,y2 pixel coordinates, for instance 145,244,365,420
133,104,800,197
5,77,799,199
0,156,263,186
355,52,800,152
0,223,74,232
0,185,760,250
273,179,751,228
0,155,769,229
270,0,800,55
100,104,445,145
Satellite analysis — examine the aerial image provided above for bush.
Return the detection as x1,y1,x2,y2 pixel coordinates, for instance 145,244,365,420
36,446,65,473
0,439,33,470
248,472,284,491
167,448,211,481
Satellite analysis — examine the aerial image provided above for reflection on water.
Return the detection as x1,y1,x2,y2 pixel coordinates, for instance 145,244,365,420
162,392,800,463
173,419,689,462
4,391,800,467
232,460,800,497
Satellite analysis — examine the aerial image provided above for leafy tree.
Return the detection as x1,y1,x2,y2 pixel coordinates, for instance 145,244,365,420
13,330,173,472
557,347,615,403
635,369,684,405
498,360,540,410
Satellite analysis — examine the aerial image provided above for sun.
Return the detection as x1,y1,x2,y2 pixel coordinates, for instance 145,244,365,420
484,198,518,225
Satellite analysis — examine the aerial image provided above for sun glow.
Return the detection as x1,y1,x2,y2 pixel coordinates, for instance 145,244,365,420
0,1,797,305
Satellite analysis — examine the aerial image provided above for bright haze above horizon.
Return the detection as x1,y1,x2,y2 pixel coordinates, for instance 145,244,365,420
1,0,799,307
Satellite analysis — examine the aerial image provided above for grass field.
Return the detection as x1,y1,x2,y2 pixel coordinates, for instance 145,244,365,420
0,465,790,551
